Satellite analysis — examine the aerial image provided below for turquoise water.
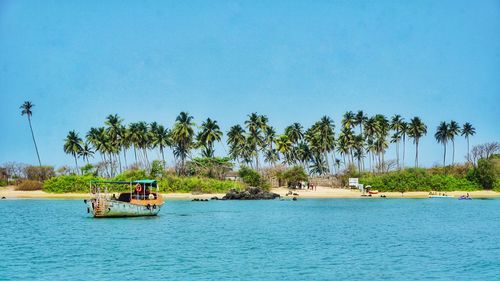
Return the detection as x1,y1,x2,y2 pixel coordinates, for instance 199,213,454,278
1,198,499,280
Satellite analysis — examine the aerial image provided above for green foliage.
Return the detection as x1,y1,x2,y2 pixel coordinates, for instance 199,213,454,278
24,166,55,181
238,166,261,187
0,179,8,187
16,180,43,191
158,175,243,193
360,168,481,192
43,175,102,193
186,157,233,179
113,169,148,181
80,164,96,176
469,158,497,189
278,166,308,186
149,160,165,178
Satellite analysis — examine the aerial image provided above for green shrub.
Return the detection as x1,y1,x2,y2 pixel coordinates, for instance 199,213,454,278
0,179,8,187
239,166,261,187
113,169,148,181
16,180,43,191
360,168,481,192
43,175,102,193
278,166,308,187
158,175,243,193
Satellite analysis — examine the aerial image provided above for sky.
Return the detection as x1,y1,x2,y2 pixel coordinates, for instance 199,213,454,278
0,0,499,168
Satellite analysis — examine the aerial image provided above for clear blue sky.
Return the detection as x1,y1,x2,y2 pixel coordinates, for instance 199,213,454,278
1,0,499,168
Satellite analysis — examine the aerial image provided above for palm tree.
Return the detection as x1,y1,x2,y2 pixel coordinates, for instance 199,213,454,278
447,121,460,165
284,123,304,144
407,117,427,168
354,110,368,135
20,101,41,166
105,114,124,173
197,118,223,158
227,125,246,163
78,142,94,165
434,121,449,166
151,124,171,167
390,115,405,169
64,131,83,173
244,113,266,170
461,122,476,163
171,112,195,174
342,111,356,130
400,121,408,169
276,134,293,165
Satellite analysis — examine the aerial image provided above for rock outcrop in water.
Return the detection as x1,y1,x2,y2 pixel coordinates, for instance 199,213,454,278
222,187,280,200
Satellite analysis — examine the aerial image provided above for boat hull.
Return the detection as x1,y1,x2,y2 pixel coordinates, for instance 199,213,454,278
86,199,162,218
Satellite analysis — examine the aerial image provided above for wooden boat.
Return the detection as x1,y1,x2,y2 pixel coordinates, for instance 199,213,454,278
84,180,164,218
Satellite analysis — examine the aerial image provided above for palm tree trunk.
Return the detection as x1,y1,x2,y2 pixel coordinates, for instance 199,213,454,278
28,116,42,166
452,140,455,165
123,149,128,169
443,143,447,166
161,147,166,169
466,136,470,163
396,141,400,169
402,136,406,169
74,155,79,175
415,140,419,168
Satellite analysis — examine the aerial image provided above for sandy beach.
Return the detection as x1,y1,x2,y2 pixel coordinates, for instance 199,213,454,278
1,185,499,200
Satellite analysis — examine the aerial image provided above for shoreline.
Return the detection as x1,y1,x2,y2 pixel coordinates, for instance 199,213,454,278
1,186,499,200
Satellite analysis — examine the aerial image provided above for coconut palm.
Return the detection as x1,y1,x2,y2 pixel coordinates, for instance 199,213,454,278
400,121,408,169
20,101,42,166
244,113,266,169
171,112,195,174
390,115,405,169
105,114,124,172
151,124,171,167
78,142,94,165
284,123,304,144
342,111,356,130
461,122,476,163
407,117,427,168
276,134,293,165
64,131,83,174
434,121,449,166
227,125,246,163
354,110,368,135
197,118,223,158
447,121,460,165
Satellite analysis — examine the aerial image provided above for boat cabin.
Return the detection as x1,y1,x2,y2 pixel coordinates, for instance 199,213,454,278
90,179,163,206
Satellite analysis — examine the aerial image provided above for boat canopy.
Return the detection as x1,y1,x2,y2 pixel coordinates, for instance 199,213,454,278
90,180,157,187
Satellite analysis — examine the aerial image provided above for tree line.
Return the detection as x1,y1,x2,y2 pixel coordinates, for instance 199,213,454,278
19,101,480,177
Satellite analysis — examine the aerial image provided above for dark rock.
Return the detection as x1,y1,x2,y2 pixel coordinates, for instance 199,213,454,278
211,196,219,200
222,187,280,200
292,197,298,201
292,193,299,196
1,196,6,199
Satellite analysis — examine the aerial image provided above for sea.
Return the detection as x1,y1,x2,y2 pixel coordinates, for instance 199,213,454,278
1,198,499,280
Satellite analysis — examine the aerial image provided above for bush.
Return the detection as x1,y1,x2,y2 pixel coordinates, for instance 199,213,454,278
16,180,43,191
158,175,243,193
360,168,481,192
113,169,148,181
24,166,55,181
238,166,261,187
278,166,308,187
469,158,497,189
43,175,102,193
42,172,243,194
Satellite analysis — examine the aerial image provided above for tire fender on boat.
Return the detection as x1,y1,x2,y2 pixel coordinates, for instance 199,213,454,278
146,204,151,210
152,204,157,210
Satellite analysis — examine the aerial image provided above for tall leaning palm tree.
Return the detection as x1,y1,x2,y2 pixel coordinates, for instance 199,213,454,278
434,121,449,166
447,121,460,165
20,101,41,166
390,115,404,169
461,122,476,163
64,131,83,174
227,125,246,163
407,117,427,168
